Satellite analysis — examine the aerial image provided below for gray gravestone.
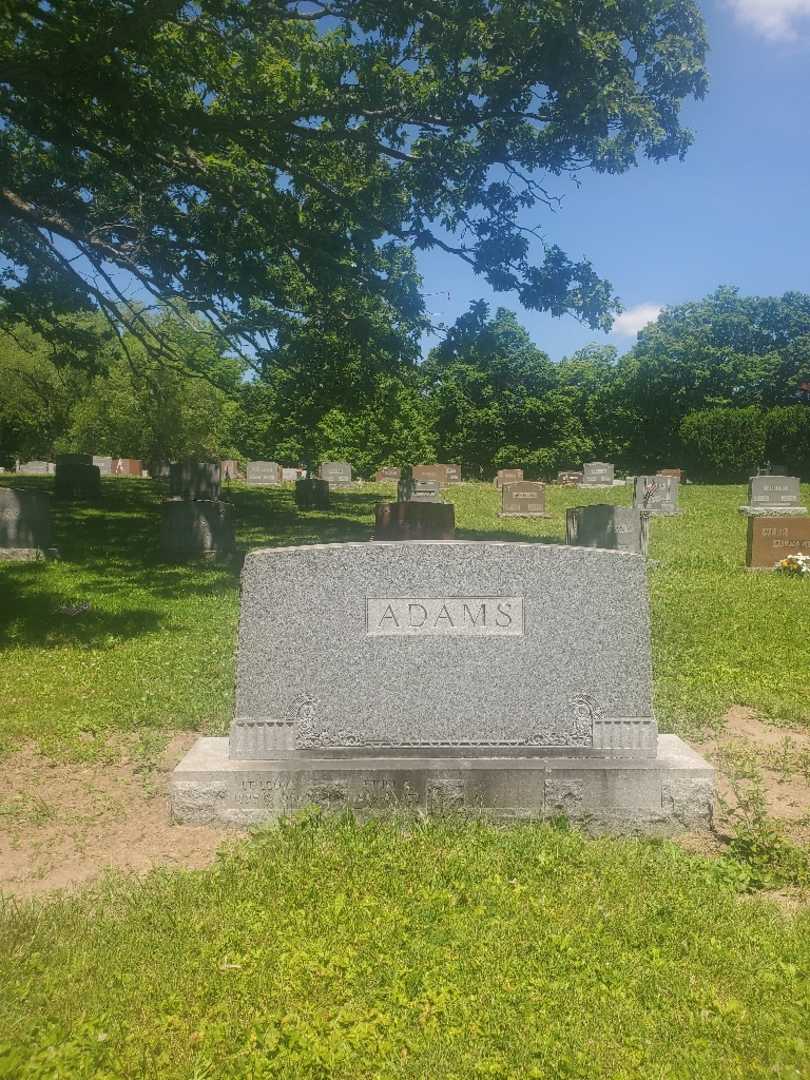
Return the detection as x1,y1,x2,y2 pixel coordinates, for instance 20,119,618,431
319,461,353,487
159,499,235,562
566,505,649,556
581,462,615,487
495,468,523,490
54,456,100,501
0,489,52,560
398,477,442,503
171,541,714,833
18,460,53,475
282,467,305,482
92,456,113,476
246,461,282,486
295,477,330,509
375,502,455,540
499,481,549,517
443,464,462,484
557,470,583,486
169,461,221,501
412,464,449,488
634,475,680,516
740,475,806,517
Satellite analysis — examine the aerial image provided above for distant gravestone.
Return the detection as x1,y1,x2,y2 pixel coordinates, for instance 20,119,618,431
442,463,462,484
246,461,282,486
92,456,113,476
412,464,448,488
557,470,583,486
398,476,442,503
169,461,221,500
171,541,713,831
282,467,306,482
295,477,330,509
495,468,523,490
581,462,615,487
756,463,787,476
500,481,549,517
375,466,402,482
18,460,54,475
160,500,235,562
634,475,680,516
0,488,52,560
374,501,455,540
658,468,685,483
740,475,806,517
112,458,142,477
54,455,100,501
747,517,810,569
220,459,244,482
318,461,353,487
566,505,649,556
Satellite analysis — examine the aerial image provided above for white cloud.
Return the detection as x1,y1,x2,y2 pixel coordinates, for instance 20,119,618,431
727,0,810,41
612,303,663,337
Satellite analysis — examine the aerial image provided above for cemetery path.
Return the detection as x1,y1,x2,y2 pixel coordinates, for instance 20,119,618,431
0,734,233,899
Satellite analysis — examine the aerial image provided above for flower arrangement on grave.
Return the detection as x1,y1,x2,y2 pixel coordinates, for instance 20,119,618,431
774,554,810,576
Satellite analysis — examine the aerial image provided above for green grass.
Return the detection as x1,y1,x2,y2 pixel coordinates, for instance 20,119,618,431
1,817,808,1079
1,476,808,757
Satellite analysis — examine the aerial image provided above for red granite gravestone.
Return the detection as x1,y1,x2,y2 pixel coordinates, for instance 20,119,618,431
374,501,455,540
746,517,810,568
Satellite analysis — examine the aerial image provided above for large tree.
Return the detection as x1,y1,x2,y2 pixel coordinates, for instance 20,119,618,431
1,0,708,372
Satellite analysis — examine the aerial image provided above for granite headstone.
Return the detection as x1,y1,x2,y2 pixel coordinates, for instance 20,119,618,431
495,468,523,490
246,461,282,486
747,517,810,568
54,455,100,501
295,477,330,509
740,475,806,517
634,475,680,516
566,504,649,556
172,541,713,831
160,499,235,562
374,501,455,540
499,481,549,517
169,461,221,500
375,466,402,482
0,488,52,560
319,461,353,487
581,462,615,487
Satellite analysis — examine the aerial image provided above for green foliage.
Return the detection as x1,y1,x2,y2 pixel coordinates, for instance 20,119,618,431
679,407,767,481
1,0,709,368
0,817,808,1078
764,406,810,477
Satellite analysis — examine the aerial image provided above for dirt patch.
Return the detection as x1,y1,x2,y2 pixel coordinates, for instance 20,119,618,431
697,706,810,846
0,734,235,899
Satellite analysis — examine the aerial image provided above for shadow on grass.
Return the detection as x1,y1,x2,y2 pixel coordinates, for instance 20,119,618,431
0,562,163,649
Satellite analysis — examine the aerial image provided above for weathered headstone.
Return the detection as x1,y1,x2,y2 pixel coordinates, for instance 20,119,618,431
442,463,462,484
220,459,244,482
581,462,615,487
92,455,113,476
375,466,402,482
657,468,685,483
566,505,649,556
499,481,549,517
756,463,787,476
398,476,442,503
171,541,713,832
634,475,680,516
557,470,583,486
160,499,235,562
18,460,54,475
246,461,282,486
0,488,52,560
295,477,330,509
318,461,354,487
282,467,306,482
739,475,806,517
169,461,221,500
374,501,455,540
54,455,101,501
495,468,524,489
746,517,810,569
112,458,142,477
411,464,448,488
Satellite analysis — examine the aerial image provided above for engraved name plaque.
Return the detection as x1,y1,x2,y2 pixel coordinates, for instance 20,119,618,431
366,597,524,636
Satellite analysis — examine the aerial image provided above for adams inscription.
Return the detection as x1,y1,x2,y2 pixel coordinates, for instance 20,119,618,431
366,596,524,636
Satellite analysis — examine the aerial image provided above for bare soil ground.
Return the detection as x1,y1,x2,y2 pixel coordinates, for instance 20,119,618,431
1,709,808,901
0,734,233,899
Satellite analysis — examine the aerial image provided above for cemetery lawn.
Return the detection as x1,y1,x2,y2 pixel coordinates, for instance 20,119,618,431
1,816,809,1079
1,476,808,760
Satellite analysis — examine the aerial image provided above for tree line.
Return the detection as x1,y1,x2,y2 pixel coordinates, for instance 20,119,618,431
2,287,808,481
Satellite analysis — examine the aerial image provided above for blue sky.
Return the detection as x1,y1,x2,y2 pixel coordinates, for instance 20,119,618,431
418,0,810,361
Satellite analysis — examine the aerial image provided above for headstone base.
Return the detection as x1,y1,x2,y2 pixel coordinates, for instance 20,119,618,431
497,512,551,519
0,547,47,561
738,506,808,517
579,483,614,489
170,734,714,835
